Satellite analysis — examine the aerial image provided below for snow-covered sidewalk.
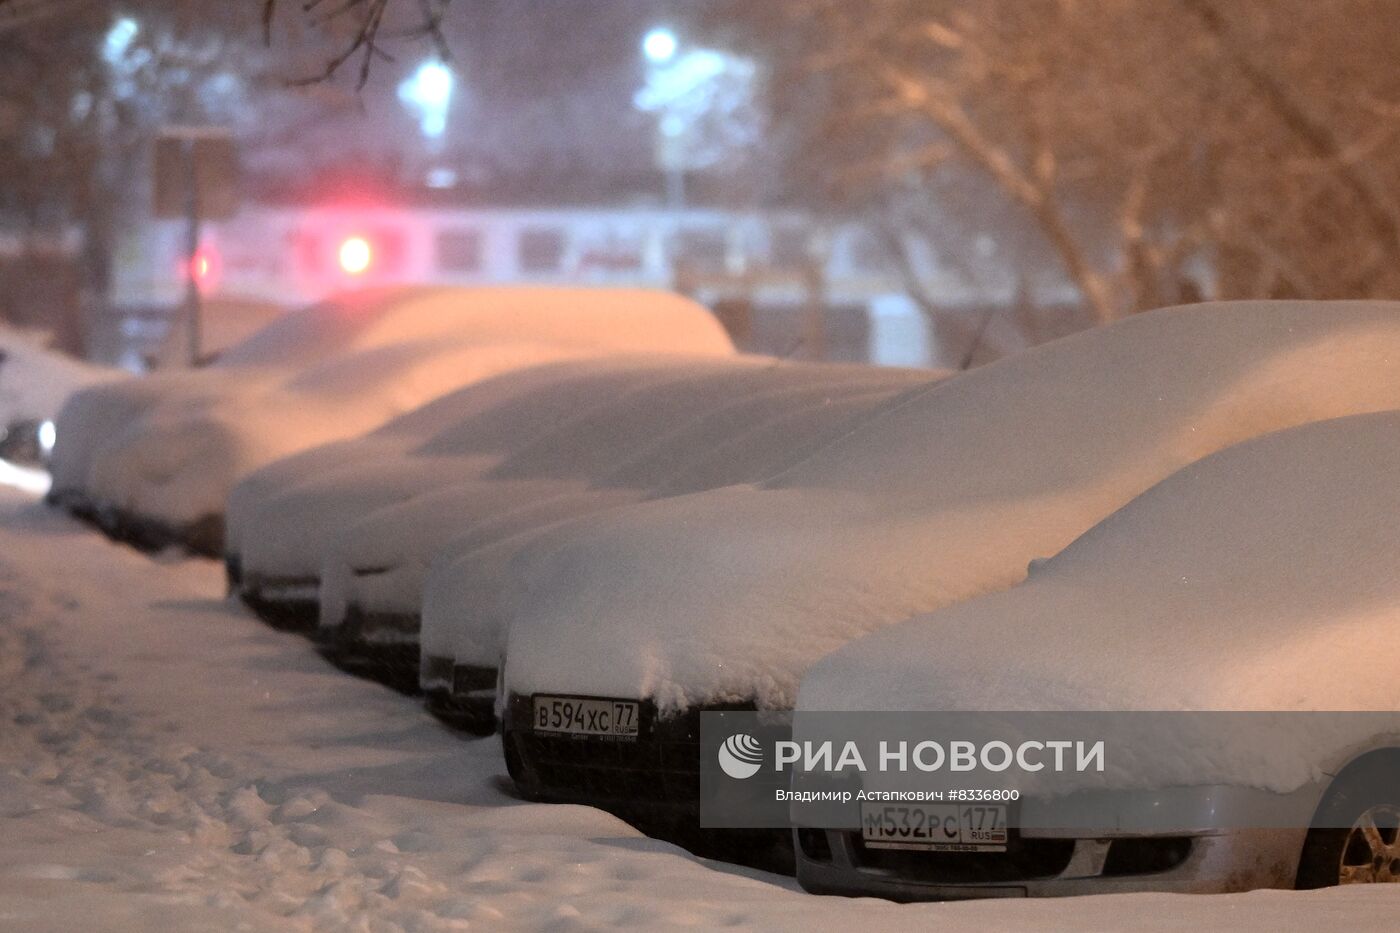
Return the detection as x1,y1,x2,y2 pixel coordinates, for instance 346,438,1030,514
0,490,1396,931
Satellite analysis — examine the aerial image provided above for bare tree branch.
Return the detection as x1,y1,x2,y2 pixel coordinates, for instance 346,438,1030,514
878,65,1117,324
1184,0,1400,273
264,0,453,88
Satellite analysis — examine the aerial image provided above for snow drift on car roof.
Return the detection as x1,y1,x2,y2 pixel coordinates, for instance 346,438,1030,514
501,301,1400,713
799,408,1400,716
50,285,734,547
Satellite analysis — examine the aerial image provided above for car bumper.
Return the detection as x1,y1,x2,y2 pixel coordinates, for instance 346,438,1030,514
794,825,1306,899
421,655,496,733
502,691,793,870
317,604,422,694
237,574,321,632
54,494,223,556
502,691,712,818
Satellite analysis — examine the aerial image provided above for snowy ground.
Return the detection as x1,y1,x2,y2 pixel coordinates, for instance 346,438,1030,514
0,489,1397,930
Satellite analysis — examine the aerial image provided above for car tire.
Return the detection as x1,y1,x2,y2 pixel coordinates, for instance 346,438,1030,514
1297,755,1400,888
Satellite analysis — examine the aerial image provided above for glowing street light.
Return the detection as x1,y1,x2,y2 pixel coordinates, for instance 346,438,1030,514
103,16,139,65
634,38,759,209
642,27,678,64
398,59,455,139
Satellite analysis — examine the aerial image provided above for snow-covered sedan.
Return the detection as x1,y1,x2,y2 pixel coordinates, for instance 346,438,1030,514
313,365,936,712
0,328,120,474
496,300,1400,829
794,409,1400,897
240,360,923,638
50,286,732,553
228,356,737,627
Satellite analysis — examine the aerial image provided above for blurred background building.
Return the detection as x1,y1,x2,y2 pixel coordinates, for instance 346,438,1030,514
4,0,1398,370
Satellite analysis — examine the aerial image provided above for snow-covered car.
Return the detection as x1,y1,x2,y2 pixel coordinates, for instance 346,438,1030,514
413,380,942,731
495,300,1400,826
237,359,925,637
49,286,732,553
226,356,721,625
793,409,1400,897
0,327,121,467
313,364,937,706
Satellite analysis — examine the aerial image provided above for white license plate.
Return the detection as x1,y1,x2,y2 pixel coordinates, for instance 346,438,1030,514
860,803,1008,852
532,695,640,737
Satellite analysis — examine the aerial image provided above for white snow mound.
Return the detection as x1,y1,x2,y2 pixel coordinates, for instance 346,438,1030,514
422,386,931,675
502,300,1400,713
321,368,931,638
0,327,120,426
237,356,785,581
224,355,707,555
797,411,1400,795
50,286,732,538
800,410,1400,715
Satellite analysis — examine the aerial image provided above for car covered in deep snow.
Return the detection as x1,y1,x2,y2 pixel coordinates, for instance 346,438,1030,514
227,356,735,626
412,381,943,731
793,409,1400,898
312,365,936,710
0,327,121,467
494,300,1400,826
237,359,926,637
49,286,732,553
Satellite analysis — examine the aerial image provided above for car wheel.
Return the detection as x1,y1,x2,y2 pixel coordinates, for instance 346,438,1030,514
1297,764,1400,888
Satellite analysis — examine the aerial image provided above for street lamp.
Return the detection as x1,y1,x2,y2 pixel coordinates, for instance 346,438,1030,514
642,27,678,65
398,59,454,139
103,16,139,65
